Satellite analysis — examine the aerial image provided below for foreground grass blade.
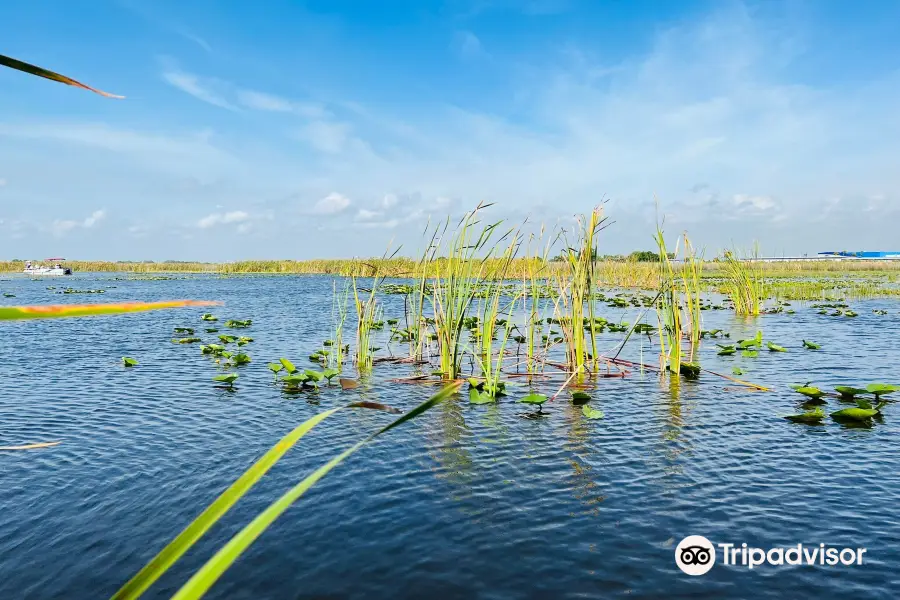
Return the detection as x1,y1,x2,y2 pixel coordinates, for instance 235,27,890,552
0,53,124,98
0,300,220,321
171,382,462,600
111,400,407,600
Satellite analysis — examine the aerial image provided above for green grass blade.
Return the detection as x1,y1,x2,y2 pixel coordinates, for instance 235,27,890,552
171,382,462,600
110,407,344,600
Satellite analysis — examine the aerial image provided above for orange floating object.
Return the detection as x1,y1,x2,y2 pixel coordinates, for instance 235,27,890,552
0,300,222,321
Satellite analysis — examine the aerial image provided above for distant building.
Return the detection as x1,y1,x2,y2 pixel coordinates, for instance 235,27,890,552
818,251,900,259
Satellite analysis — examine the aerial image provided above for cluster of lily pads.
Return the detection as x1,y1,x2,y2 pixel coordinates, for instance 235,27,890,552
466,378,604,420
714,330,821,358
812,302,858,318
267,357,340,393
785,383,900,426
57,288,105,294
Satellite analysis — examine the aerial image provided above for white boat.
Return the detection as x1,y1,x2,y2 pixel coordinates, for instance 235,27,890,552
24,258,72,276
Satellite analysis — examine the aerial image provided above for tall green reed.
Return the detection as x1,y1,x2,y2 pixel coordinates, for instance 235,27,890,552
428,203,510,380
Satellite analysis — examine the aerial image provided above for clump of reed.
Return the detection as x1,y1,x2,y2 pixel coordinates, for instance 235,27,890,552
721,244,765,316
653,223,704,376
427,203,512,380
551,206,608,375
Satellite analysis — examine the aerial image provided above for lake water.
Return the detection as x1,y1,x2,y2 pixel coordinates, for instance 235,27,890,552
1,274,899,599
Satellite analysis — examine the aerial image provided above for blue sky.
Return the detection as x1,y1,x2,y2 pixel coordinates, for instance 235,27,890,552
1,0,899,261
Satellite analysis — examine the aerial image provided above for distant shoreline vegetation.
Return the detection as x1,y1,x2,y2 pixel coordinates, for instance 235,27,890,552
3,257,900,283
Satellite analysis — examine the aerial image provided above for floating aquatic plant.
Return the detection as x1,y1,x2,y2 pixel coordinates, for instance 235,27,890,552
716,344,736,356
582,405,604,419
174,327,195,335
793,386,826,401
766,342,787,352
213,373,238,389
232,353,251,366
519,392,548,414
831,400,886,421
201,314,218,322
225,319,252,328
218,334,238,344
267,363,283,380
834,386,869,399
468,387,495,404
279,358,297,374
173,337,202,344
741,350,759,358
802,340,821,350
571,391,591,405
783,407,825,424
866,383,900,399
122,357,138,367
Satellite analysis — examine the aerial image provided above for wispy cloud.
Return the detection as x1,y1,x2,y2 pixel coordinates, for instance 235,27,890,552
162,69,236,110
197,210,250,228
237,90,326,118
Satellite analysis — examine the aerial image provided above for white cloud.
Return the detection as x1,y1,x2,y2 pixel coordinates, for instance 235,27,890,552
355,208,382,221
51,220,79,236
162,70,236,110
237,90,326,118
83,209,106,227
300,120,351,153
312,193,351,215
197,210,250,228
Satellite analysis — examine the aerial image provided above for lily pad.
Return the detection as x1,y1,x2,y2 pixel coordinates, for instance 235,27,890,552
122,356,138,367
784,407,825,424
468,388,495,404
582,405,604,419
834,386,869,399
279,358,297,374
571,391,591,405
794,386,826,400
866,383,900,398
802,340,821,350
766,342,787,352
213,373,238,386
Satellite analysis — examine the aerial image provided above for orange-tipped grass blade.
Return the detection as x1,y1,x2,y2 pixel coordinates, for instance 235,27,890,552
0,300,221,321
0,53,124,98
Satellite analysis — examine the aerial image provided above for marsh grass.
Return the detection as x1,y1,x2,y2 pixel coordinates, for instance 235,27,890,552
552,206,608,374
427,203,511,380
722,244,765,315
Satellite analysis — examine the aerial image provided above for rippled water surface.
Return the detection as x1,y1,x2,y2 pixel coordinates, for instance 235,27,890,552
2,274,900,599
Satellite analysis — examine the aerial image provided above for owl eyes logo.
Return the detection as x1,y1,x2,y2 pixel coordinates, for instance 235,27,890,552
675,536,716,575
680,546,712,565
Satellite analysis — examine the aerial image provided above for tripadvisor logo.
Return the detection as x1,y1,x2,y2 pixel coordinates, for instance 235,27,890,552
675,536,868,575
675,536,716,576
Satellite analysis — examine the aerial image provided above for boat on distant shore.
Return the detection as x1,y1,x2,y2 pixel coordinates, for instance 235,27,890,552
24,258,72,276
